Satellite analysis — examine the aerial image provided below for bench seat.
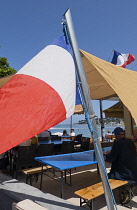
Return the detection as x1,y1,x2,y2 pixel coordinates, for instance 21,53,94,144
22,166,52,175
22,166,52,185
75,179,128,209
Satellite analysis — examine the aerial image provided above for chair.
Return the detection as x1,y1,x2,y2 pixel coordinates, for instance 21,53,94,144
75,134,82,144
81,137,90,151
101,141,114,148
12,145,37,178
74,134,83,152
51,135,59,140
38,137,50,142
71,136,76,141
37,144,54,157
61,141,74,154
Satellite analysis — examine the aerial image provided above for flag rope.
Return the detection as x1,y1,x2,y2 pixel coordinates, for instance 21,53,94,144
82,93,118,209
74,64,118,209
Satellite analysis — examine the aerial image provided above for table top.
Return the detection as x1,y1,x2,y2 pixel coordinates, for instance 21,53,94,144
102,146,112,153
61,135,72,138
35,150,97,170
38,139,72,145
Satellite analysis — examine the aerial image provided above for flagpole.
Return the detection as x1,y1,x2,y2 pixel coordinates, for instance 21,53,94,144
63,8,117,210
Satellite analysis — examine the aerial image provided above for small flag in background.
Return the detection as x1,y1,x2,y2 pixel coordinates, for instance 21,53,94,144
111,50,135,68
0,36,76,154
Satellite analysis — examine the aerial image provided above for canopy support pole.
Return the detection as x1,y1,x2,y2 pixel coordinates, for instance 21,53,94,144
70,115,73,133
99,100,105,141
64,8,117,210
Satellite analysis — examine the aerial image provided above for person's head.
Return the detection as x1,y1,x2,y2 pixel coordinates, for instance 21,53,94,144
107,130,111,133
133,128,137,139
63,130,67,135
71,129,74,133
112,127,125,140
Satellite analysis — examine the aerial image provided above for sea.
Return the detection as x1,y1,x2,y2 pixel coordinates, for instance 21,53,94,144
49,123,124,138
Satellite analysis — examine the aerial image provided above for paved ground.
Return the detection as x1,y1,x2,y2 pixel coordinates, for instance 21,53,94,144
1,162,137,209
16,163,137,209
0,190,15,210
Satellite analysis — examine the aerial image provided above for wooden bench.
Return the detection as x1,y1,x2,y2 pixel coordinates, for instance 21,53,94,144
22,165,52,185
75,179,128,209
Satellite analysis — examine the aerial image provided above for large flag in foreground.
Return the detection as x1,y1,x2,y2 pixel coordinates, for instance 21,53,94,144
111,50,135,68
0,36,76,154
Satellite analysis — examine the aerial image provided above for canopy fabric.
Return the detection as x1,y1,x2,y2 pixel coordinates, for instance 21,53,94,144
80,49,137,125
74,104,84,115
103,101,124,118
80,50,117,100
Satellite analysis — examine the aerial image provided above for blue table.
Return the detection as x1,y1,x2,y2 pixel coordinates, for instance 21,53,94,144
102,146,112,153
35,150,97,198
61,135,72,139
39,139,72,145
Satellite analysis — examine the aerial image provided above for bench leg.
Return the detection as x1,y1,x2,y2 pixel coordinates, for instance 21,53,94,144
80,198,93,210
35,173,39,182
25,174,32,185
30,175,33,186
90,199,93,210
26,174,28,184
80,198,82,206
119,185,132,209
40,165,44,190
24,172,39,186
129,187,132,209
97,163,99,174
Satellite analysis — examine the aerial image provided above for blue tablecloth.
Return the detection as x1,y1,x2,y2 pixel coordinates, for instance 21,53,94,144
38,139,73,145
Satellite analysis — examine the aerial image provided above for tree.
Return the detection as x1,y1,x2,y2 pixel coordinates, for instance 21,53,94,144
0,57,16,78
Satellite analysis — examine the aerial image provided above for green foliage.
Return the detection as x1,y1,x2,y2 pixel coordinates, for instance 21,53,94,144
0,57,16,78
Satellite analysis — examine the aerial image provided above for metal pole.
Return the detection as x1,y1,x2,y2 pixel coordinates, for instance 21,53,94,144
63,9,97,134
70,115,72,133
99,100,105,141
64,8,116,210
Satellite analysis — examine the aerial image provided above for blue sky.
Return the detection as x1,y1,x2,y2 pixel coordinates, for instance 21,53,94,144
1,0,137,123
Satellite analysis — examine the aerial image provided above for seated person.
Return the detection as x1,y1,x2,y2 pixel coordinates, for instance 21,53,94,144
105,129,111,136
105,130,112,141
31,136,38,145
132,128,137,154
19,138,32,146
70,129,76,136
19,135,38,146
62,130,69,136
104,127,137,204
39,130,51,138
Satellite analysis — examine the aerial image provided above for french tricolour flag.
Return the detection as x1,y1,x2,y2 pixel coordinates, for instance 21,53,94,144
0,36,76,154
111,50,135,68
